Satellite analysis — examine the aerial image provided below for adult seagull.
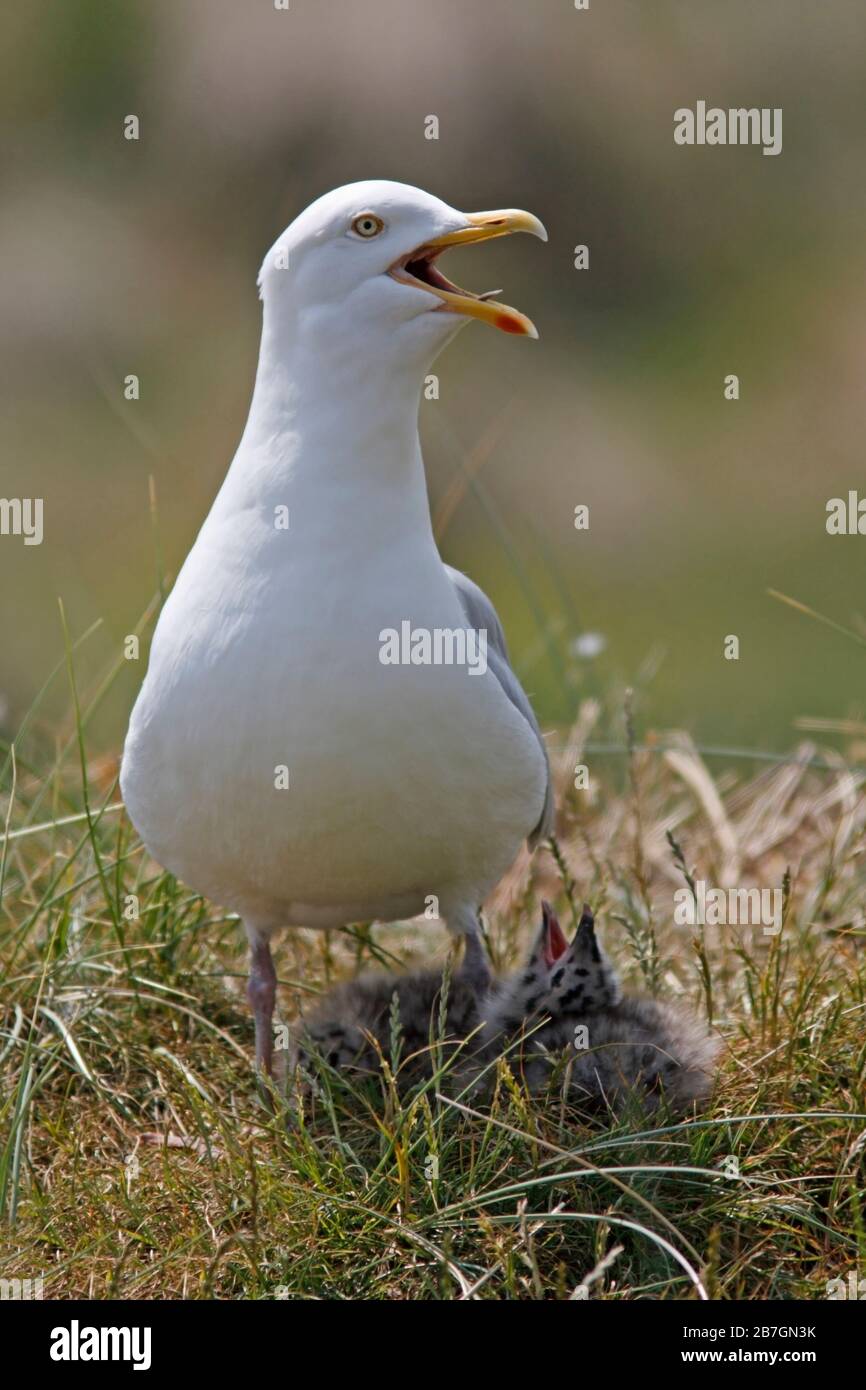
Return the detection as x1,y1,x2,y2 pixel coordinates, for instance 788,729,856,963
121,181,553,1076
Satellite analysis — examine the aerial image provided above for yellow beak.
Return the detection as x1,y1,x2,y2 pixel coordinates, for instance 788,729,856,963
389,208,547,338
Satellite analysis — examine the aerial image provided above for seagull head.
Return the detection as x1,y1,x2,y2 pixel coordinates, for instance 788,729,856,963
258,180,547,368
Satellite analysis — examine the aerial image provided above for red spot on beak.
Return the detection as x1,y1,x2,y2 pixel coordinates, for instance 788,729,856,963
541,901,568,967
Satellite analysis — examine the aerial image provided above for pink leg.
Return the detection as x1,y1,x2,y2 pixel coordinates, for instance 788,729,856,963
451,904,491,992
247,934,276,1076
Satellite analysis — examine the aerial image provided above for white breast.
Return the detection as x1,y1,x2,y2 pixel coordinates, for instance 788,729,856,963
122,516,546,930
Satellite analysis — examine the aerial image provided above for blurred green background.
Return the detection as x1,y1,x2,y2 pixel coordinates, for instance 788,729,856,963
2,0,865,755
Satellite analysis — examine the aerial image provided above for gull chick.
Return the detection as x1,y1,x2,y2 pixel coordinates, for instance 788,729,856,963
484,904,720,1115
288,902,719,1120
121,181,552,1075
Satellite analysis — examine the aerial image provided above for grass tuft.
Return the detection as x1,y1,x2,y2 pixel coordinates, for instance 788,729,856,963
1,641,865,1299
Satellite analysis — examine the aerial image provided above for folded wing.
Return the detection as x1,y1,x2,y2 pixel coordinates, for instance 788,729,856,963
447,564,554,848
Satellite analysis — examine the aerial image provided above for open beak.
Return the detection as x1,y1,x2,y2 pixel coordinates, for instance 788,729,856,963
389,208,547,338
541,901,569,967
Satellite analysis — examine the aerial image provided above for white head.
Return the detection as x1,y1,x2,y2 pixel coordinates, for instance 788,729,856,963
257,180,547,378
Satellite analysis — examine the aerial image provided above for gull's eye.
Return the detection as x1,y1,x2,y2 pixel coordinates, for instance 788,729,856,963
351,212,385,239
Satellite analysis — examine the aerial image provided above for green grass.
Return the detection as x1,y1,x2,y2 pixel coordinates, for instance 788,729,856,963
1,629,865,1300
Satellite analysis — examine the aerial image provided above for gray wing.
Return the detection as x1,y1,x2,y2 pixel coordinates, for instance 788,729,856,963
446,565,554,848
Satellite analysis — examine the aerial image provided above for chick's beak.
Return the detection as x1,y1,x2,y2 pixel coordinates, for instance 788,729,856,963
389,208,547,337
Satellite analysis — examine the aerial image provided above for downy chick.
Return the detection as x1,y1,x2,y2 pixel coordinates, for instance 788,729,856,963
482,903,719,1115
289,931,486,1093
290,904,719,1118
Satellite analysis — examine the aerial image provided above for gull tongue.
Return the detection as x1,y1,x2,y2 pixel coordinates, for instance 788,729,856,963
477,289,503,302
